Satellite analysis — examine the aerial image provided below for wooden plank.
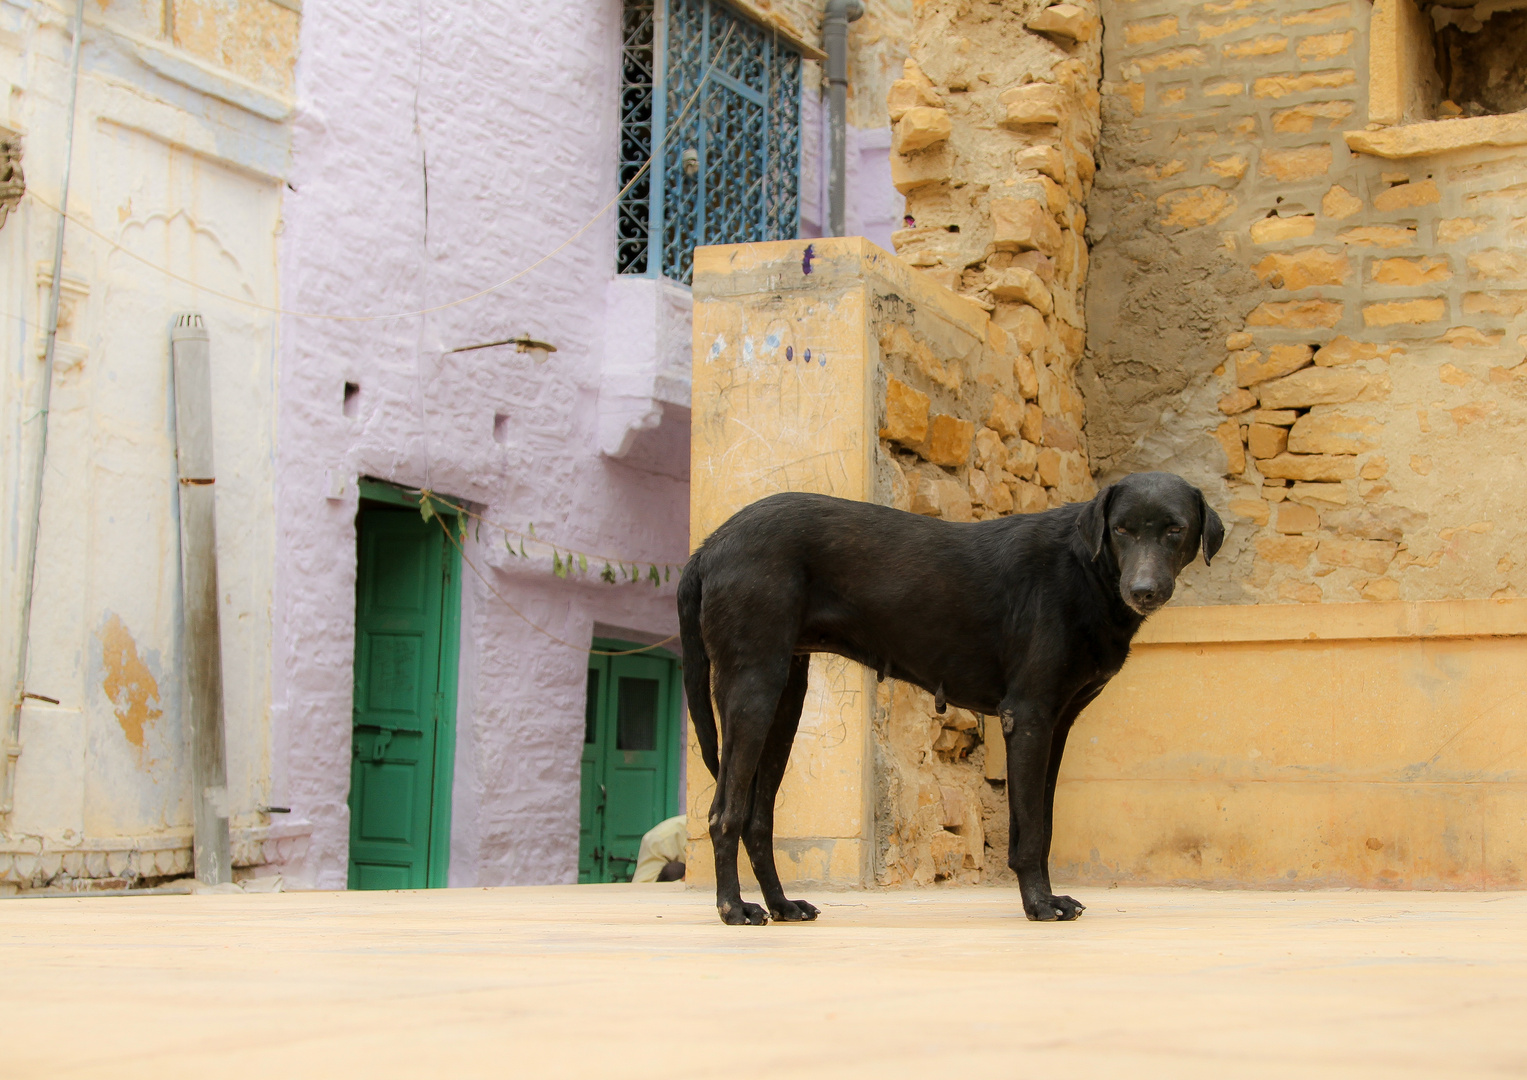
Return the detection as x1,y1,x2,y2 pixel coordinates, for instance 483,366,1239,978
171,314,232,886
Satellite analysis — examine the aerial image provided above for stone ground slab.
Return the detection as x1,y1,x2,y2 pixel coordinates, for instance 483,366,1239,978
3,883,1526,1078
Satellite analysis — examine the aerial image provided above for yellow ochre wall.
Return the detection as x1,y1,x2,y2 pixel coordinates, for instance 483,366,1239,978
686,238,879,888
689,237,1527,893
1052,599,1527,890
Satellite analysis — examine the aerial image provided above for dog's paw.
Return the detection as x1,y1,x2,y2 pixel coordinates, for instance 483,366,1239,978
1050,894,1085,920
719,900,769,926
1023,893,1086,922
769,899,819,922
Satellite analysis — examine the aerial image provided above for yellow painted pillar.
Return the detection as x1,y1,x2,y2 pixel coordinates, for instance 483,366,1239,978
685,237,880,888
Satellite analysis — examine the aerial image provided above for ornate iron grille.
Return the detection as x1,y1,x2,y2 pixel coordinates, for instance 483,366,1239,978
616,0,801,284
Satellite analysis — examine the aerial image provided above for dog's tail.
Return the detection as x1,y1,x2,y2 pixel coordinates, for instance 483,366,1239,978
678,554,720,779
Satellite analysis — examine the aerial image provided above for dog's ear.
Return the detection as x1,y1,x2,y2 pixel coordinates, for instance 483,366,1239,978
1197,488,1225,566
1076,485,1113,561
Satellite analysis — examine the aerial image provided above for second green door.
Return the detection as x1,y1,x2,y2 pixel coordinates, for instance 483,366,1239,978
579,644,681,883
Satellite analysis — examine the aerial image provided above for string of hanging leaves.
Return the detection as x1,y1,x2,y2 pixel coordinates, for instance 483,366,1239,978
419,491,677,588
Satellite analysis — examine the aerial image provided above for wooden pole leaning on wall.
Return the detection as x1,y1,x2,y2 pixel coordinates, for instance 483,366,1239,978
171,314,232,886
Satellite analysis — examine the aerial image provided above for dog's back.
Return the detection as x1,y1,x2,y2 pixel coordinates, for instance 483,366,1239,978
680,491,1106,727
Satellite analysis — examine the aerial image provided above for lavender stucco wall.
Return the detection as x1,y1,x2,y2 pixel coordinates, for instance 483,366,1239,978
271,0,901,889
272,0,688,889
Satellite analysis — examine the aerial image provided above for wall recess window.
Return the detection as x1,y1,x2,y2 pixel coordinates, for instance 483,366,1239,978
1369,0,1527,125
1431,3,1527,117
616,0,803,285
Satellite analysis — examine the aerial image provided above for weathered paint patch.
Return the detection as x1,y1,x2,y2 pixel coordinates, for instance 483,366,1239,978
98,614,163,751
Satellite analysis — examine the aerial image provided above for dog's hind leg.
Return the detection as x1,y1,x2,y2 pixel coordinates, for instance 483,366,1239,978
709,661,791,926
741,654,818,923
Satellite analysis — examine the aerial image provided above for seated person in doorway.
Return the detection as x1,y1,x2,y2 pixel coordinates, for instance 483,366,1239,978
632,815,687,883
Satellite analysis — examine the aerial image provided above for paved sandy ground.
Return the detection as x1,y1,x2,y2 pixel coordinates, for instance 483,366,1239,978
3,883,1526,1078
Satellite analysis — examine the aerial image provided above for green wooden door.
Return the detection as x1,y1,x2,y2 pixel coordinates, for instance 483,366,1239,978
579,643,681,883
348,487,460,890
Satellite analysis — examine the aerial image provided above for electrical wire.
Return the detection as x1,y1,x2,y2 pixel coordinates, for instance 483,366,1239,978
19,23,736,324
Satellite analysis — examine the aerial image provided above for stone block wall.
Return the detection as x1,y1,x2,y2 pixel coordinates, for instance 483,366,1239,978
1081,0,1527,607
885,0,1105,514
868,0,1110,887
870,261,1075,887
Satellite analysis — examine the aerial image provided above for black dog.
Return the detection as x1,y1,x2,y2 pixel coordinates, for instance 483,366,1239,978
678,471,1223,925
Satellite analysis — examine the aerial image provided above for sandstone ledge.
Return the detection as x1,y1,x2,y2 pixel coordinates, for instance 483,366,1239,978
1344,114,1527,159
1135,596,1527,646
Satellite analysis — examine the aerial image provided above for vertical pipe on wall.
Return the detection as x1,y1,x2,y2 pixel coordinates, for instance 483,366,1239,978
172,314,233,885
822,0,864,237
5,0,87,816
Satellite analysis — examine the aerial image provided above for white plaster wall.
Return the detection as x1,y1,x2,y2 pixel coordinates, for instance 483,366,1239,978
273,0,689,889
2,3,286,878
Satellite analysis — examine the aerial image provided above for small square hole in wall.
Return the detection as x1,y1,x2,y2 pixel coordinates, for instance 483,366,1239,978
493,413,511,445
343,382,360,418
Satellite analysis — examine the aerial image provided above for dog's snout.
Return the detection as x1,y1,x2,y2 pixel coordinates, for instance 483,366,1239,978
1127,577,1172,612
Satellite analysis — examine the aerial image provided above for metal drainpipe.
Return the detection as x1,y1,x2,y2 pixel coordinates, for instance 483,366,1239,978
4,0,87,817
823,0,865,238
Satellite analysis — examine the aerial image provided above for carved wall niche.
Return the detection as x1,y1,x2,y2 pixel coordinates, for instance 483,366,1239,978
0,129,22,230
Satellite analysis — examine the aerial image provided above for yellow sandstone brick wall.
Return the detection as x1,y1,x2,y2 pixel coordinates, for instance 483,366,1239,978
885,0,1104,510
1080,0,1527,608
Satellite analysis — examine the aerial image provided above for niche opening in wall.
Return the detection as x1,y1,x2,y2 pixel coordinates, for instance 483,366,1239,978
1430,2,1527,117
493,413,511,445
1370,0,1527,124
343,381,360,418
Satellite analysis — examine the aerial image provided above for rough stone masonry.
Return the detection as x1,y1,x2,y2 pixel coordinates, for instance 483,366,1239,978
872,0,1110,885
1080,0,1527,608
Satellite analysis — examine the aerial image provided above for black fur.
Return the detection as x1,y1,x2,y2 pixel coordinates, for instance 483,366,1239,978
678,471,1222,925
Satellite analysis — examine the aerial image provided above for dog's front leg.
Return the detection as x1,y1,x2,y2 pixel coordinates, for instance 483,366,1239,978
1002,698,1086,922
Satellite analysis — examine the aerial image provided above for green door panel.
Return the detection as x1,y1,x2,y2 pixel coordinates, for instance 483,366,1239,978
578,643,682,883
353,863,413,891
348,492,460,890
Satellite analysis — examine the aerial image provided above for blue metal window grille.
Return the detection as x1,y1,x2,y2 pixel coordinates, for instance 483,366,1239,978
616,0,802,284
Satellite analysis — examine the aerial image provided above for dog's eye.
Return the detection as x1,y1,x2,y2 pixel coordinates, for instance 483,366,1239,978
1113,525,1130,536
1167,526,1185,537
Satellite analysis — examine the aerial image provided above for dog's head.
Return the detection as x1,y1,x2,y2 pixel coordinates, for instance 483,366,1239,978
1076,472,1224,617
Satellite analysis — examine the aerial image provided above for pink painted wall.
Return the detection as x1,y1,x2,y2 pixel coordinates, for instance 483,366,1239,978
271,0,687,888
271,0,900,888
